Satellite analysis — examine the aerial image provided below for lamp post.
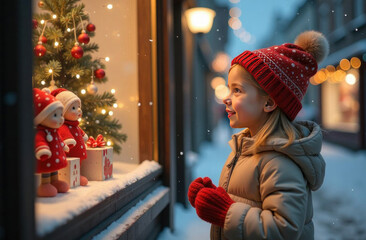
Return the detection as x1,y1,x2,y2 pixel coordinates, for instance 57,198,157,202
184,7,216,34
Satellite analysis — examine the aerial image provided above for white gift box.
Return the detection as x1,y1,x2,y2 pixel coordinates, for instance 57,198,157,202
58,157,80,188
81,147,113,181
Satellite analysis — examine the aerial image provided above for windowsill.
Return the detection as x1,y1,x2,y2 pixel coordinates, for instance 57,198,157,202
35,160,162,238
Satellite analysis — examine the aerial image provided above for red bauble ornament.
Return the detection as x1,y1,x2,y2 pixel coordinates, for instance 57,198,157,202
86,23,96,32
34,42,46,57
94,69,105,79
32,19,38,29
78,30,90,44
71,43,83,59
39,35,47,44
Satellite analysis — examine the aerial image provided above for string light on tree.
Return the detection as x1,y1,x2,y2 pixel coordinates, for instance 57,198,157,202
81,89,86,94
54,41,59,47
107,4,113,9
105,57,110,62
101,109,106,114
111,89,116,94
113,103,118,108
52,14,57,19
108,111,113,116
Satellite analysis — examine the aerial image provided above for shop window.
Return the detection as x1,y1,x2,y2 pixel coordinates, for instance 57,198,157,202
312,57,361,133
31,0,166,238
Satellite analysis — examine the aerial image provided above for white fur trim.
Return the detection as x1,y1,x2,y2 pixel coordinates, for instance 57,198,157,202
64,138,77,147
55,91,81,114
83,133,88,142
34,101,64,125
63,144,70,153
35,148,52,160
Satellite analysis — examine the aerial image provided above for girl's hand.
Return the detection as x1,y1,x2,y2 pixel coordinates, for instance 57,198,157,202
188,177,216,208
195,187,235,227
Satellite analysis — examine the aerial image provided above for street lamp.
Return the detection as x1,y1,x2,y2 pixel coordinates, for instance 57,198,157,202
185,7,216,34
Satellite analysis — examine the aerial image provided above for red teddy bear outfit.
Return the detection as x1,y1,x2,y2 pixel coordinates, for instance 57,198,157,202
59,120,87,160
35,126,68,173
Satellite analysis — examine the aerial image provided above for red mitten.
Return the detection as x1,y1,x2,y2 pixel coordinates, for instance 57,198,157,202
195,187,235,227
188,177,217,208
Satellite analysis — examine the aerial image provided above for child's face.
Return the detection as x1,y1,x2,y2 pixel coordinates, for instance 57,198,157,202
64,101,82,121
41,107,64,129
223,65,268,133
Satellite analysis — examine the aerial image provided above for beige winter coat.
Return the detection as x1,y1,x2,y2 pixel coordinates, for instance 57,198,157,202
211,121,326,240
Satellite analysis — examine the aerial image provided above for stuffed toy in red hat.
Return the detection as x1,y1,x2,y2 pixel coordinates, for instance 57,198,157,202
51,88,89,186
33,88,70,197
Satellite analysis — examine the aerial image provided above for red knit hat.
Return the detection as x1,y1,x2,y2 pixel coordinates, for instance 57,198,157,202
51,88,81,114
231,31,329,121
33,88,64,125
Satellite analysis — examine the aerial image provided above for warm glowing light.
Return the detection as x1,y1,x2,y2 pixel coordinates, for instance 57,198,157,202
309,76,318,85
350,57,361,69
54,41,59,47
345,73,356,85
76,74,80,79
228,17,242,30
67,28,71,32
326,65,336,73
105,57,110,62
40,20,45,24
52,14,57,19
185,7,216,34
215,85,229,99
108,111,113,116
78,118,81,122
107,140,112,146
101,109,106,114
111,89,116,94
210,76,226,89
229,0,240,3
81,89,86,94
41,80,46,85
212,52,230,73
107,4,113,9
48,69,53,73
339,59,351,71
113,103,118,108
229,7,241,18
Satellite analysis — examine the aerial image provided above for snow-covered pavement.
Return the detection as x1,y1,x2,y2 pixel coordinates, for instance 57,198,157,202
158,119,366,240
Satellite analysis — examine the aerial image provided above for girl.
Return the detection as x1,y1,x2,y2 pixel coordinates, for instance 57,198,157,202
188,31,328,240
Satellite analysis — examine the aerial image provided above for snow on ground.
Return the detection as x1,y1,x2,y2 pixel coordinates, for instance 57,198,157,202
158,119,366,240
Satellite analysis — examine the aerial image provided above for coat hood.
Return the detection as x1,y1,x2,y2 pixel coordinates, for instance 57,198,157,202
229,120,326,191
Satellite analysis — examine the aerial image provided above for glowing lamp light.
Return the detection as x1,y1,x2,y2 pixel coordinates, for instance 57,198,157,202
345,73,357,85
215,85,229,100
350,57,361,69
185,7,216,34
339,59,350,71
210,76,226,89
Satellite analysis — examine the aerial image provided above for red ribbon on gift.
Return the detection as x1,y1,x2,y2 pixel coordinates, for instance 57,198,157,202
86,134,106,148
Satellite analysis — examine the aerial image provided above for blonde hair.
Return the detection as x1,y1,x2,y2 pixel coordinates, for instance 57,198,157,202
230,64,302,153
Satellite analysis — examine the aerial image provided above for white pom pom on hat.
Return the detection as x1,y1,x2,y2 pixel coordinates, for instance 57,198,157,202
294,30,329,63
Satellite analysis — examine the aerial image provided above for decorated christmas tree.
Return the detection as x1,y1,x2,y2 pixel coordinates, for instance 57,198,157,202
32,0,127,153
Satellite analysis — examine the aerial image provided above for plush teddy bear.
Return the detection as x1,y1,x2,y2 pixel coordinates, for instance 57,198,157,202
33,88,70,197
51,88,89,186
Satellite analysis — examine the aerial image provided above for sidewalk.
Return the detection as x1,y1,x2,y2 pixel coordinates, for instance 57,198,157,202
158,119,366,240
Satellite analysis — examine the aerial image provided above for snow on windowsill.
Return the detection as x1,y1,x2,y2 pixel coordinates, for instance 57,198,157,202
93,186,169,240
35,160,161,237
